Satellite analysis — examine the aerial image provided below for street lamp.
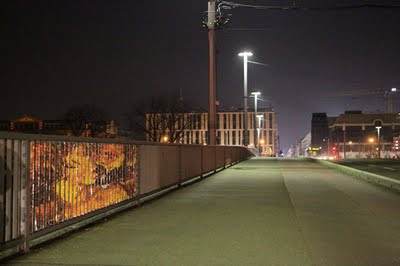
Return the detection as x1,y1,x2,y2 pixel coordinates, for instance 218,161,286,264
376,126,382,159
163,135,169,143
251,91,261,148
238,51,253,146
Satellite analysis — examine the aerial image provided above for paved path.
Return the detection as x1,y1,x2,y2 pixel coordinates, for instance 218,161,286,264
5,158,400,265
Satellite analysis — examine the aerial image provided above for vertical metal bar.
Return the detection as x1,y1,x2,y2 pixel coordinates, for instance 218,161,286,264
223,146,226,169
77,143,81,217
74,143,78,217
53,142,58,225
62,142,67,222
0,139,5,243
136,145,141,204
178,145,182,186
31,141,37,232
43,142,48,229
12,140,21,239
94,143,99,211
20,140,30,252
38,141,43,230
5,139,13,241
67,142,72,219
85,142,89,214
214,146,217,173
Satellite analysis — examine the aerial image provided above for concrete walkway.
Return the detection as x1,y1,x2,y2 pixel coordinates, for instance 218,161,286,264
5,158,400,265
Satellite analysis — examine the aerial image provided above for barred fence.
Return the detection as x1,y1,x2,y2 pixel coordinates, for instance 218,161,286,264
0,132,252,257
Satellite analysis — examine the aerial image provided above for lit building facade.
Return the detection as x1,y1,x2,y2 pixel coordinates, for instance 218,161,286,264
146,108,278,156
311,111,400,158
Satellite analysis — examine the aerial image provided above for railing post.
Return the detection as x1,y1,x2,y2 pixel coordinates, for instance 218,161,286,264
178,145,182,187
20,140,30,252
5,139,13,242
214,146,217,173
136,144,142,205
223,146,226,169
0,139,5,244
200,146,204,178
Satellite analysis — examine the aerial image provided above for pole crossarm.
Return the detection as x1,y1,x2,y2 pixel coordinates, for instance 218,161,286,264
221,1,400,11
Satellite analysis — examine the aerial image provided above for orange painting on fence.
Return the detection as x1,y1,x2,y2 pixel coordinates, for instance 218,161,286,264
30,142,137,231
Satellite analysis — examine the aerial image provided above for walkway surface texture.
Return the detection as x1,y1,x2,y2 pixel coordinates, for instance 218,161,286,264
5,158,400,265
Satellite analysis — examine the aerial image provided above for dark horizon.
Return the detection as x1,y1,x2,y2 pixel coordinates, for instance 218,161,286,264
2,0,400,150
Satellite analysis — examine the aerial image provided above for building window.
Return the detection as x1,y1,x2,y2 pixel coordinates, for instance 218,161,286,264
232,131,236,145
233,114,237,129
269,130,273,145
197,114,202,129
269,113,273,129
239,114,242,129
196,131,200,144
223,114,227,129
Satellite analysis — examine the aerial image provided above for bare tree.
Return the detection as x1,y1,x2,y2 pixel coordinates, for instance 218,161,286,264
125,96,194,143
64,104,107,137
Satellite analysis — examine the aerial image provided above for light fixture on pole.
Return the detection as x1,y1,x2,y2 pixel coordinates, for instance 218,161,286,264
238,51,253,146
251,91,261,148
376,126,382,159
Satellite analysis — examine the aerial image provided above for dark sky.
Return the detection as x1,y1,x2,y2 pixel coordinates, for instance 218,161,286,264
2,0,400,150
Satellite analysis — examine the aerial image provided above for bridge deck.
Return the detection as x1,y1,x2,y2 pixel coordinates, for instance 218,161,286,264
5,158,400,265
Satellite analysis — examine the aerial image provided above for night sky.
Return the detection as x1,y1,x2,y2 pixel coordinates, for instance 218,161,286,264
2,0,400,150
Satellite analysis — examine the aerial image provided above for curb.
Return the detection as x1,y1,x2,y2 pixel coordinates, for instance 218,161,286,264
311,158,400,192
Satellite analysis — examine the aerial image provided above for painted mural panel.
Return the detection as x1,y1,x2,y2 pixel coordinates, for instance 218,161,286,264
30,142,137,232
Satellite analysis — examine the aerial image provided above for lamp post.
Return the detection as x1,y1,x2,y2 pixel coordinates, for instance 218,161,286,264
251,91,261,148
238,51,253,146
376,126,382,159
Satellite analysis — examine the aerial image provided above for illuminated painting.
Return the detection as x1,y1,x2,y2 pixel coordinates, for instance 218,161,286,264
30,142,137,231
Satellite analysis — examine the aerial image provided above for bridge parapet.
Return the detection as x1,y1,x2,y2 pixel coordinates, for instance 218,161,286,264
0,132,252,258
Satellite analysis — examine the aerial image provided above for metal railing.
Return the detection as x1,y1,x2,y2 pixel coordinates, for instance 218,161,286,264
0,132,252,256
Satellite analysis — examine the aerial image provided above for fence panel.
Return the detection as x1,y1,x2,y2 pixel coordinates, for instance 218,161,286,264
216,146,225,169
181,146,202,181
202,146,216,174
139,145,180,195
29,141,137,233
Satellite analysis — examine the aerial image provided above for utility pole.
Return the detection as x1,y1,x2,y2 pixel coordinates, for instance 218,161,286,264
207,0,217,145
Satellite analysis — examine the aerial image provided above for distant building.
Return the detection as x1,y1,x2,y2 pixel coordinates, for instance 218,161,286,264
0,115,118,138
296,132,311,157
146,107,278,156
311,111,400,158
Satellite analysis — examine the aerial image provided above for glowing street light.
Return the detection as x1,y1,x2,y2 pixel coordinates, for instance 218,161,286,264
163,135,169,143
238,51,253,146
